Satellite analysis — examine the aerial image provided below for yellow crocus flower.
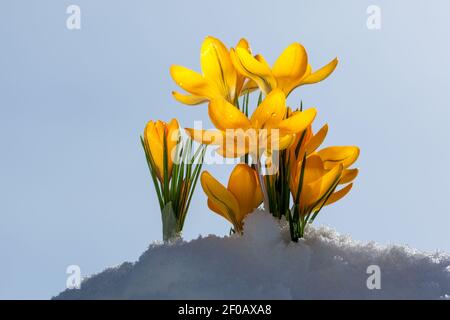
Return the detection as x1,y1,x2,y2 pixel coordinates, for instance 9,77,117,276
292,155,343,215
143,119,180,183
201,164,263,233
290,146,360,216
186,89,317,158
231,42,338,96
170,36,252,105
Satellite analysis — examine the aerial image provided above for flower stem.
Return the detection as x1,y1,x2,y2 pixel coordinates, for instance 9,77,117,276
255,158,270,211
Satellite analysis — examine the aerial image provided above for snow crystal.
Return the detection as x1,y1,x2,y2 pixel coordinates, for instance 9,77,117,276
54,210,450,300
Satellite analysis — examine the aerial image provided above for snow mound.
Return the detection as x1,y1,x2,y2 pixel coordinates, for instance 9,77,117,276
55,210,450,299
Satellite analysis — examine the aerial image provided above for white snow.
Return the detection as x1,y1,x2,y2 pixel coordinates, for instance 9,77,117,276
55,210,450,299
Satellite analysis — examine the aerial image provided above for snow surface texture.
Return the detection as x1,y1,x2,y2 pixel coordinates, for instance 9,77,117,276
55,210,450,300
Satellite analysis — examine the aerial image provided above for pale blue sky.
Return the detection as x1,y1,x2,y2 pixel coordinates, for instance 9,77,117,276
1,0,450,299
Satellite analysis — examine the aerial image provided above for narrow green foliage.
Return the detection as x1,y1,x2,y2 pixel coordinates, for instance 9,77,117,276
265,149,291,220
244,91,250,164
294,153,307,204
287,151,307,241
141,135,206,242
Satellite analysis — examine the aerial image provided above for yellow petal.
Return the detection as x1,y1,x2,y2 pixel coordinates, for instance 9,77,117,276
184,128,223,145
172,91,208,105
274,133,295,151
201,36,237,102
278,108,317,134
255,54,272,70
291,153,323,201
250,169,264,210
297,184,319,214
303,154,325,184
185,128,248,158
231,48,277,94
208,98,251,131
144,121,157,145
272,43,308,95
154,120,166,142
262,131,295,159
207,198,231,223
216,130,249,158
216,142,248,158
305,124,328,154
170,65,220,99
227,164,262,221
301,64,312,80
301,57,338,85
235,38,252,95
339,168,359,184
201,171,240,225
144,121,164,181
323,183,353,207
302,163,343,208
166,119,180,174
250,89,286,129
236,38,251,53
240,79,259,94
317,146,360,169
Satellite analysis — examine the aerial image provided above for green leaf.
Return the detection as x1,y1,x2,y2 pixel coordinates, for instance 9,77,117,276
161,202,179,242
295,152,307,204
142,132,206,242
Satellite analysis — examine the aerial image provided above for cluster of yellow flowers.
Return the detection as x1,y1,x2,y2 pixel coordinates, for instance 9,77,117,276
143,36,359,241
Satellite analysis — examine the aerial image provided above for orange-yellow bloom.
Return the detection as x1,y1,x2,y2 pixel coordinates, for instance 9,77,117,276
290,144,359,216
231,42,338,96
143,119,180,183
186,89,316,158
201,164,263,233
170,37,252,105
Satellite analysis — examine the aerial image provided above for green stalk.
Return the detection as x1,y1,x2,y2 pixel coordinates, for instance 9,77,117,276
142,133,205,243
255,157,270,211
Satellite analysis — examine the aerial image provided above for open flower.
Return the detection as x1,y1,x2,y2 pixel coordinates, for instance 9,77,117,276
231,42,338,96
201,164,263,233
287,118,359,191
143,119,180,183
170,36,252,105
290,146,360,217
186,89,317,158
